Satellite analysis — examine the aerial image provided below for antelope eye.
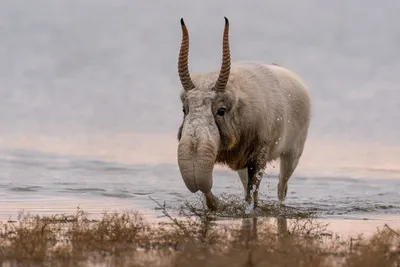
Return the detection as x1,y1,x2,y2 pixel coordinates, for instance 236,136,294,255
217,107,226,116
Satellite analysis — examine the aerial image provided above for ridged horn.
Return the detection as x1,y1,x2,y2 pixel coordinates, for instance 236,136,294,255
214,17,231,92
178,18,195,91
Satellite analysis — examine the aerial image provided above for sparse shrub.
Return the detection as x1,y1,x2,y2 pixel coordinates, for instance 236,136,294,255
0,202,399,267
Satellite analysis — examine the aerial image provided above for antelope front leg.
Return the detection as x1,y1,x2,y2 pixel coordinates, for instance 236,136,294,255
253,169,264,209
245,163,265,210
245,165,255,205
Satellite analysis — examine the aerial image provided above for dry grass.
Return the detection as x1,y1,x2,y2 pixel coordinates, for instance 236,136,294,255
0,202,399,267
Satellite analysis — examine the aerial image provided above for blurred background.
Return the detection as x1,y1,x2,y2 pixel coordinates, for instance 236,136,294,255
0,0,399,178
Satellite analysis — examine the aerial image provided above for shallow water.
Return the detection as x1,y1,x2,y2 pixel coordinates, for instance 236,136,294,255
1,148,399,225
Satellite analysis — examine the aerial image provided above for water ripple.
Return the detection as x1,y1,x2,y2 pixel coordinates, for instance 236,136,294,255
10,186,43,192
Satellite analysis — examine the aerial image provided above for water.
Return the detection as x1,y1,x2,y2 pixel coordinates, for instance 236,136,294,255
0,0,400,225
1,148,400,222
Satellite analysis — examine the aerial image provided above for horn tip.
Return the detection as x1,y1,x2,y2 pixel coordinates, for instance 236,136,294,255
180,18,185,26
224,16,229,25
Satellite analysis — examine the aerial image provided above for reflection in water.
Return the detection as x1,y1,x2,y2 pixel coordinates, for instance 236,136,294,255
239,215,289,244
240,216,257,245
277,216,289,240
237,213,400,242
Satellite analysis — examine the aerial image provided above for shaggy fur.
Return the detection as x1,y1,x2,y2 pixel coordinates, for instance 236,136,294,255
176,19,310,211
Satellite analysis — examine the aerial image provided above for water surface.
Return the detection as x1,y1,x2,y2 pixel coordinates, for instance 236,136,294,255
1,149,399,225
